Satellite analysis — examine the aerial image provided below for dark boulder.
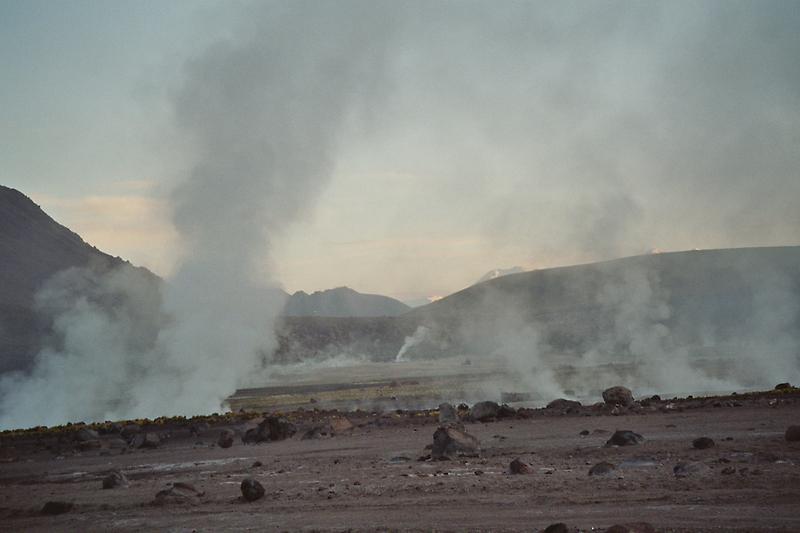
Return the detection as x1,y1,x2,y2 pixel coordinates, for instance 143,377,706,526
546,398,582,412
602,386,634,407
243,416,297,444
41,501,74,515
692,437,715,449
240,478,265,501
509,458,532,474
785,426,800,442
469,401,500,422
775,382,792,390
605,430,644,447
544,524,570,533
431,426,480,460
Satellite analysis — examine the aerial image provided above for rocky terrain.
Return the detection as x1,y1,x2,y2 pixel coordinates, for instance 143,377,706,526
1,385,798,532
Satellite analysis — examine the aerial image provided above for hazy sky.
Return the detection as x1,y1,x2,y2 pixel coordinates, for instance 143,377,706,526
3,1,799,301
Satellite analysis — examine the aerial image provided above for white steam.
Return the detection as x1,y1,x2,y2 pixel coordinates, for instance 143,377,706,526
0,2,395,429
395,326,429,362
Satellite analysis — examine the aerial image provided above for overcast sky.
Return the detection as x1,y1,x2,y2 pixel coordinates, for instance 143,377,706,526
2,1,799,301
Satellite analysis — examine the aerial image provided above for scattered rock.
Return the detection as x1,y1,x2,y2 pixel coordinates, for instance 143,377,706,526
469,401,500,422
218,429,235,449
547,398,582,411
588,461,616,476
431,426,480,460
153,482,204,506
240,478,265,501
605,430,644,447
785,426,800,442
243,416,297,444
721,466,736,475
438,402,458,425
673,461,707,478
509,458,532,474
579,430,590,436
692,437,715,449
543,523,570,533
252,461,263,467
604,523,656,533
102,470,129,489
602,386,634,407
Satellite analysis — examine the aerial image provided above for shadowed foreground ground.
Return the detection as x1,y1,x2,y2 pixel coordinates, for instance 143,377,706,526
1,389,799,532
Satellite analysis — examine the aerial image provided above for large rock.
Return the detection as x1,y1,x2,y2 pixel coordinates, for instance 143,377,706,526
543,524,570,533
785,425,800,442
546,398,582,411
153,482,204,505
602,386,634,407
102,470,129,489
431,426,480,460
605,430,644,447
469,401,500,422
240,478,265,502
243,416,297,444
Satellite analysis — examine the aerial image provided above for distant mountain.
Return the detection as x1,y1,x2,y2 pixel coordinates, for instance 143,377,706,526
408,246,800,359
475,266,525,284
0,185,159,373
284,287,410,317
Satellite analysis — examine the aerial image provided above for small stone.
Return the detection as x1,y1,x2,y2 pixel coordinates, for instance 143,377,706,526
41,501,74,515
252,461,263,467
579,430,590,436
240,478,265,501
692,437,715,449
509,458,531,474
605,430,644,447
588,461,616,476
785,426,800,442
673,461,707,478
102,470,129,489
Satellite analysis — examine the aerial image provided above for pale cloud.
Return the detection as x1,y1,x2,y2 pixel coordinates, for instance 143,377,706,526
32,192,179,277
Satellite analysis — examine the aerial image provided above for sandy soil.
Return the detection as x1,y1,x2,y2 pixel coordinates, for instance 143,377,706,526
1,390,799,532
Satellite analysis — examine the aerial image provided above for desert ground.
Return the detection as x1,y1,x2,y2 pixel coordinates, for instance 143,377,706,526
1,376,799,532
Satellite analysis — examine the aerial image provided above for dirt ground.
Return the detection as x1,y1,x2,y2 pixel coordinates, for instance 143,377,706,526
1,390,799,532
